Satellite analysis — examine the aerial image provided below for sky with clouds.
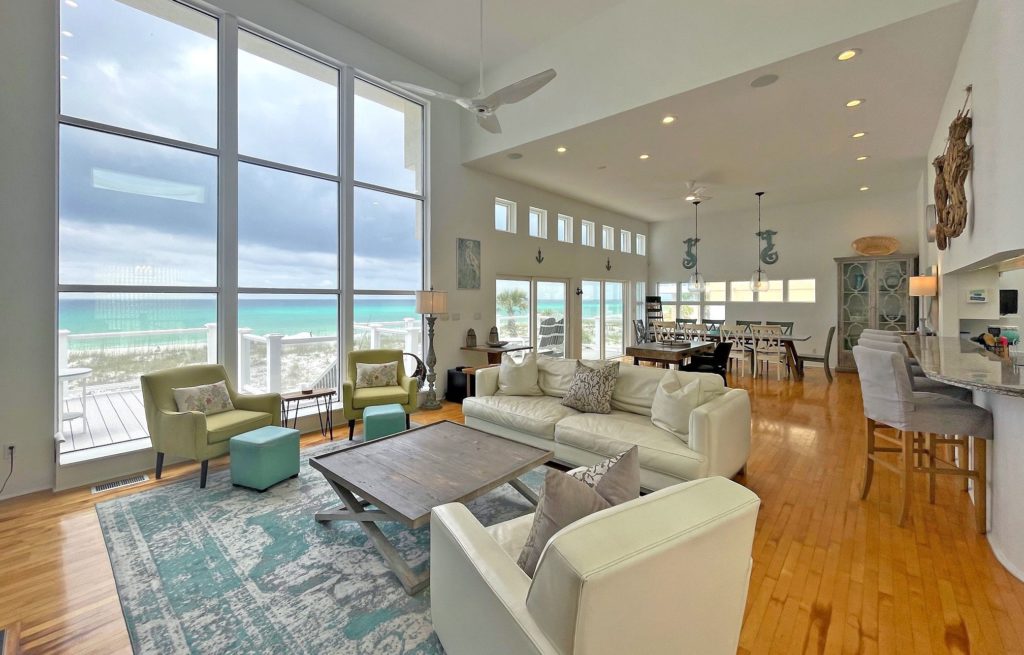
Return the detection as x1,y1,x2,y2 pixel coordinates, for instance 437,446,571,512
58,0,423,291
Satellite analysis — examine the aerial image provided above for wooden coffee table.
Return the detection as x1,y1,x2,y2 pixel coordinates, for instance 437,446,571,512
310,421,552,594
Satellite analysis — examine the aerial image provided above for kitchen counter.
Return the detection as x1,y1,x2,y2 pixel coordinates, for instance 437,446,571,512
902,335,1024,397
902,334,1024,581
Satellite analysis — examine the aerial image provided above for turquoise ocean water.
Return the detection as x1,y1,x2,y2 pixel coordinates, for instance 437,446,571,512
58,297,622,350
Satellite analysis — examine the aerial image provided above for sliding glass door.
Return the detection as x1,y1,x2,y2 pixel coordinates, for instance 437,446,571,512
496,277,568,357
582,280,625,360
536,280,567,358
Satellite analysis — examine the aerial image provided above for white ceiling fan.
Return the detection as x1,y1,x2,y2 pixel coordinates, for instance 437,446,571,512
683,181,714,202
391,0,556,134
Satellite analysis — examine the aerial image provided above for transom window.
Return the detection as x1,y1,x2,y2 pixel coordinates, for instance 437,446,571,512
495,197,516,233
788,279,816,302
601,225,614,250
581,220,596,247
528,207,547,238
620,229,632,253
636,234,647,256
556,214,573,243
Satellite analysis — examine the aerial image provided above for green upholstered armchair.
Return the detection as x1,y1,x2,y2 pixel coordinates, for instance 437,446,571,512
140,364,280,488
342,349,417,438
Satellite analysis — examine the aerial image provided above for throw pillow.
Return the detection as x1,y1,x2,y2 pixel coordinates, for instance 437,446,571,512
561,361,619,413
516,469,611,576
517,447,640,576
355,361,399,389
172,381,234,415
650,373,701,441
497,352,543,396
568,445,641,505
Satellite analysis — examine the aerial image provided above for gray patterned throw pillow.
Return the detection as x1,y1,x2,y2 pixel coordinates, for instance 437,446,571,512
560,361,619,414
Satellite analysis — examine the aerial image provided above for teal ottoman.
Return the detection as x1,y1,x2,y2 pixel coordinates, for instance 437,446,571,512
230,425,300,491
363,403,407,441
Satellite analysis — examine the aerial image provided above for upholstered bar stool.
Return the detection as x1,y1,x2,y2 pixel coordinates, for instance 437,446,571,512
852,346,993,532
860,330,925,375
857,336,970,400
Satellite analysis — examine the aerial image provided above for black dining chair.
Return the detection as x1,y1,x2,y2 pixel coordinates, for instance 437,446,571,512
681,341,733,383
766,320,794,336
800,326,835,382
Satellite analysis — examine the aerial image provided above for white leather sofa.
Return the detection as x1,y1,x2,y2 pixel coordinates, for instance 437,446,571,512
463,358,751,490
431,476,761,655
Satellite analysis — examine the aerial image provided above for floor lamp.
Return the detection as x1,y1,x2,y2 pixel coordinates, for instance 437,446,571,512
909,275,937,335
416,289,448,410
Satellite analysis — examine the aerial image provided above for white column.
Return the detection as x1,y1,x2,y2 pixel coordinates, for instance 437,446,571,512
58,329,70,369
266,333,284,392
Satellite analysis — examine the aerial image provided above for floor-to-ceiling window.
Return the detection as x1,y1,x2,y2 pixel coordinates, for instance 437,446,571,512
582,280,624,359
55,0,426,456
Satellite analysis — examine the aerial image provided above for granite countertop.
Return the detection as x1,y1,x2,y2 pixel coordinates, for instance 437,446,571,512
902,335,1024,397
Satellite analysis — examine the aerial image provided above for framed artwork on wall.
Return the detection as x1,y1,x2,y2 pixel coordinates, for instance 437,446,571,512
457,238,481,289
967,288,989,303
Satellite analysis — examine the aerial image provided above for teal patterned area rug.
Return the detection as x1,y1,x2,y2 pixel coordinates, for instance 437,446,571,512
96,441,543,655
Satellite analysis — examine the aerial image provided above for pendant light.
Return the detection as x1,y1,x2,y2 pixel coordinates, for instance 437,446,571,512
750,191,770,292
687,199,706,292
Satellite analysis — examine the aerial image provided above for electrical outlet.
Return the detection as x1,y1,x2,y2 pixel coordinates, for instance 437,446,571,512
3,445,13,461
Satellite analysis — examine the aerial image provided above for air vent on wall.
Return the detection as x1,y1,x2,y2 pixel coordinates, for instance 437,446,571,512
92,473,149,494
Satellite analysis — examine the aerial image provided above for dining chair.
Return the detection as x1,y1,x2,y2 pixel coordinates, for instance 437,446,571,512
704,319,725,335
735,320,761,333
632,319,649,344
800,326,835,382
766,320,794,336
720,326,748,377
852,345,992,531
751,325,786,379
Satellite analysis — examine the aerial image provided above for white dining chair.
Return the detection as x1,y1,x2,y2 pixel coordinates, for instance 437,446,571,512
752,325,786,379
720,325,748,377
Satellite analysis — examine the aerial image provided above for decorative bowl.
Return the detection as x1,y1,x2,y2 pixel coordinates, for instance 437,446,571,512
852,236,900,256
487,340,510,347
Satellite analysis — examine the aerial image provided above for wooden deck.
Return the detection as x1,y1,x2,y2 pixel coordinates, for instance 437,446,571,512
59,388,149,453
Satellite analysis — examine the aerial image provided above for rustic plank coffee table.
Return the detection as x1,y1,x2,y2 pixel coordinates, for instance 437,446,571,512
310,420,552,594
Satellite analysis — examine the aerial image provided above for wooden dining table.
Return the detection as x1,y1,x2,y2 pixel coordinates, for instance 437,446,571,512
626,340,715,369
658,330,813,379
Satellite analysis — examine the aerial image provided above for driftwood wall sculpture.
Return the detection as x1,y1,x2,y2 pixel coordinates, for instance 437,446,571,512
933,85,973,250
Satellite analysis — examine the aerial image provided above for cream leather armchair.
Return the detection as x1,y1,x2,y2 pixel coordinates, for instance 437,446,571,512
430,476,760,655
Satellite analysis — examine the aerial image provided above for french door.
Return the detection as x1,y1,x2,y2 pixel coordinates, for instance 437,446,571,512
495,277,568,357
582,280,625,359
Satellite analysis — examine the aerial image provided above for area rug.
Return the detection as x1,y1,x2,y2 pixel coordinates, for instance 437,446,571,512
96,440,543,655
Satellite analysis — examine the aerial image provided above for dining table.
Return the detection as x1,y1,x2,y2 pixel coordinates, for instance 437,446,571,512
626,340,715,369
665,330,812,379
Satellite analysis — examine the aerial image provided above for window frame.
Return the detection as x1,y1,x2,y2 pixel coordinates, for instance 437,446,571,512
601,225,614,251
528,206,548,239
494,197,517,234
556,213,573,243
620,229,632,254
755,280,785,303
580,219,596,247
787,278,817,303
55,2,431,444
635,234,647,256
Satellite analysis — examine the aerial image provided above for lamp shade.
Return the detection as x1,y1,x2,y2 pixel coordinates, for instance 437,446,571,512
416,290,448,315
909,275,937,297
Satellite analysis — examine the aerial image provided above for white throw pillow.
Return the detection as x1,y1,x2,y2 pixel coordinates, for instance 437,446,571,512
355,361,399,389
650,372,701,441
537,356,577,397
496,352,543,396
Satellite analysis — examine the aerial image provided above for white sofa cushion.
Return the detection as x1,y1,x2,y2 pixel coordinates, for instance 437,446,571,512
497,353,543,396
611,365,724,415
537,356,576,397
554,412,707,482
650,373,701,440
462,395,579,439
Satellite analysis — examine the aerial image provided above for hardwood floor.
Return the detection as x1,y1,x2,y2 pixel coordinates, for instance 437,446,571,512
1,373,1023,653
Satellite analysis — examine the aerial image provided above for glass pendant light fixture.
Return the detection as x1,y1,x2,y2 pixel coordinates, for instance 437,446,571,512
687,199,706,292
750,191,770,292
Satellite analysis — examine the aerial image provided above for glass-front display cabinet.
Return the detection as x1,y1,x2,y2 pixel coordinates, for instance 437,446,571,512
835,254,917,371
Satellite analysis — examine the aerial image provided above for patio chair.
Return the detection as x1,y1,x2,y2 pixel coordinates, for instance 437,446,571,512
141,364,281,488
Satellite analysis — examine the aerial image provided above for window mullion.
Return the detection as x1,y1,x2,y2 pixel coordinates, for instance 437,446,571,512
218,14,239,382
340,66,355,373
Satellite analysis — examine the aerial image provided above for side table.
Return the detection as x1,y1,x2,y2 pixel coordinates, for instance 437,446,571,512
280,388,336,440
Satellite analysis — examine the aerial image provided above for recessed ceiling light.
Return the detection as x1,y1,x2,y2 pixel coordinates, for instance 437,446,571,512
750,74,779,88
556,146,567,153
661,115,676,125
60,30,74,37
856,156,869,161
859,186,870,191
851,131,866,139
836,48,860,61
507,152,523,160
639,154,650,160
845,99,864,108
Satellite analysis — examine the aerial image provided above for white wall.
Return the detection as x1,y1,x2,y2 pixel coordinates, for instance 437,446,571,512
922,0,1024,335
648,189,921,364
0,0,57,499
0,0,647,498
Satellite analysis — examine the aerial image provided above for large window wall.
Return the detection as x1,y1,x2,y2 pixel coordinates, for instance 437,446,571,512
56,0,426,454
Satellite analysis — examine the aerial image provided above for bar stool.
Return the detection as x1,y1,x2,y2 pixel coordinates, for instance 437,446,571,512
852,346,993,532
859,330,925,375
856,336,970,400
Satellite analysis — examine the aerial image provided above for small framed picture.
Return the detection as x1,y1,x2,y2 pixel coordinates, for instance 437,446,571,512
967,289,989,303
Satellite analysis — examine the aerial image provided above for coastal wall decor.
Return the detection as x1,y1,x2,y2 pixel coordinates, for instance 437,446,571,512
465,328,477,348
852,236,900,257
757,229,779,265
535,249,544,264
933,85,973,251
456,238,481,289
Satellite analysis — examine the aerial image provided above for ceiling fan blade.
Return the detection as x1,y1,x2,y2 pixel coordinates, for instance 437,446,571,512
480,69,557,109
390,80,466,104
476,112,502,134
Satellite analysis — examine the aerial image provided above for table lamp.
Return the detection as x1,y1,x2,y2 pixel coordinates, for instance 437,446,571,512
909,275,937,335
416,288,448,410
